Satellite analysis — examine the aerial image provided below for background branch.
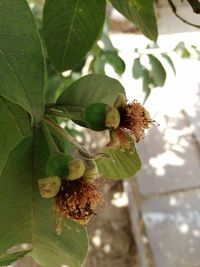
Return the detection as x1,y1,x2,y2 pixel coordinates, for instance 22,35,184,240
187,0,200,14
168,0,200,28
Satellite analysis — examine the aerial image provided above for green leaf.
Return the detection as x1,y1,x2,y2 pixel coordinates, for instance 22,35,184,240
142,69,151,103
46,153,72,177
174,41,191,58
43,0,106,72
0,0,45,123
90,56,105,74
110,0,158,41
148,55,166,87
132,58,144,79
97,147,141,179
103,51,126,75
0,98,31,175
161,53,176,75
0,138,33,255
56,74,125,127
0,130,88,267
57,74,126,108
0,250,31,266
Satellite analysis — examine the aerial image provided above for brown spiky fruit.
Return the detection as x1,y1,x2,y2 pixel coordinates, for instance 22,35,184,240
55,179,103,225
118,100,151,142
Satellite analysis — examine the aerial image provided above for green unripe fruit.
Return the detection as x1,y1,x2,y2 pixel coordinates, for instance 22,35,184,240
67,159,86,181
84,103,107,131
38,176,61,199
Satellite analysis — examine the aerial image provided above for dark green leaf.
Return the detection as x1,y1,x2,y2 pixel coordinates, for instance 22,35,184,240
0,0,45,123
0,130,88,267
148,55,166,87
46,153,72,177
161,53,176,75
0,250,31,266
0,138,33,255
0,98,31,175
103,51,125,75
132,58,144,79
43,0,106,72
97,147,141,179
110,0,158,41
57,74,125,108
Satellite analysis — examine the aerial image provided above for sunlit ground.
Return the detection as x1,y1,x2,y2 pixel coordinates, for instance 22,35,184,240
105,26,200,267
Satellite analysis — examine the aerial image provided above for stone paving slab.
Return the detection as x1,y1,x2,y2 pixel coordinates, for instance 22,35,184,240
142,190,200,267
136,113,200,196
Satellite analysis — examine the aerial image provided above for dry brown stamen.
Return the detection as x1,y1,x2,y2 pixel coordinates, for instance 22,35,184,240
55,179,103,222
119,100,151,142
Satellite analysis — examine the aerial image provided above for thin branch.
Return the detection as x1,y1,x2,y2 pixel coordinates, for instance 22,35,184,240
187,0,200,14
43,115,110,160
168,0,200,28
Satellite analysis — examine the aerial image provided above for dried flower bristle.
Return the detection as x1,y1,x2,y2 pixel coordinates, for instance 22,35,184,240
55,179,103,225
119,100,151,142
107,128,132,151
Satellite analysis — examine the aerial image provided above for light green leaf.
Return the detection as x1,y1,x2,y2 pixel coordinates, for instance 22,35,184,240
0,98,31,175
110,0,158,41
0,0,45,123
90,56,105,74
97,147,141,179
103,51,126,75
148,55,166,87
132,58,144,79
174,41,191,58
57,74,125,108
161,53,176,75
0,130,88,267
43,0,106,72
0,250,31,266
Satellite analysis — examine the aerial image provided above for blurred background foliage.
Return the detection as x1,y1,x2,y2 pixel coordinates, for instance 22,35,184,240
28,0,200,107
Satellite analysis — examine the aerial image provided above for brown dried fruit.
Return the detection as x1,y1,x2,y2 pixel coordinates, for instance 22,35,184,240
54,179,103,233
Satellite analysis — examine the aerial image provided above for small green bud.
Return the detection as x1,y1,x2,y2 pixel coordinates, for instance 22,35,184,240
67,159,86,181
114,93,126,108
82,165,99,182
38,176,61,199
105,106,120,129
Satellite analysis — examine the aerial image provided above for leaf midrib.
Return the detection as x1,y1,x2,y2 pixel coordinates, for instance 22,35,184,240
0,49,32,117
61,0,80,69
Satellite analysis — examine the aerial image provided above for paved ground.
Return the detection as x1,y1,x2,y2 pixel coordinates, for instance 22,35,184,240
126,59,200,267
